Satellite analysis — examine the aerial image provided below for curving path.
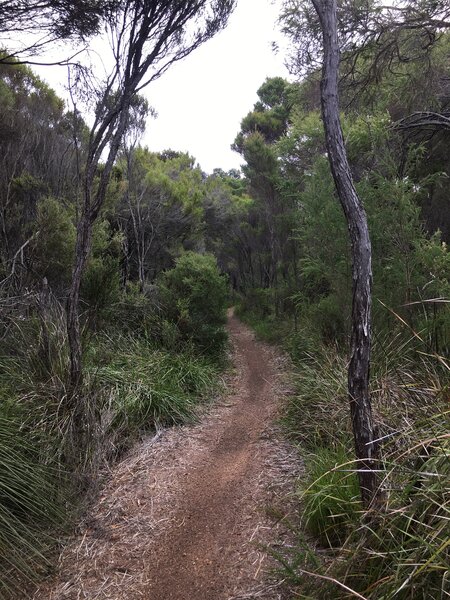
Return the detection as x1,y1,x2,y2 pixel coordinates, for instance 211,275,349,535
34,312,296,600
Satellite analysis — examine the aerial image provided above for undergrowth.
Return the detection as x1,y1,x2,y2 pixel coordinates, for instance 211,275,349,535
301,446,361,547
238,300,449,599
0,413,67,598
89,334,221,454
0,289,225,597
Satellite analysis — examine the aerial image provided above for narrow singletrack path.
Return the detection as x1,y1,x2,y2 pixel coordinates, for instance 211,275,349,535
34,312,297,600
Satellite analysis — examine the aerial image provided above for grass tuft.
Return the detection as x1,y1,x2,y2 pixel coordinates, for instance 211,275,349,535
301,446,361,547
0,413,66,598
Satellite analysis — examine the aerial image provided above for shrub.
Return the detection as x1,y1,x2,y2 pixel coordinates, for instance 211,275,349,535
81,220,122,318
103,282,160,337
237,287,275,319
158,252,228,356
30,196,75,289
313,294,347,344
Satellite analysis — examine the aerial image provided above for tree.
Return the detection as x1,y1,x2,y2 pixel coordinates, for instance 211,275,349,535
310,0,378,507
232,78,300,297
119,148,205,289
203,169,252,291
282,0,450,251
281,0,450,122
0,0,116,64
67,0,235,387
0,60,80,288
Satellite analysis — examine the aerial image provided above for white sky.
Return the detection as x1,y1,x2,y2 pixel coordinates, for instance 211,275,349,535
34,0,290,174
141,0,290,173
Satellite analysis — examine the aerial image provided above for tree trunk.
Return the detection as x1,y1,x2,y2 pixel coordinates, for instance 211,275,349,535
67,95,132,389
312,0,378,507
67,198,94,388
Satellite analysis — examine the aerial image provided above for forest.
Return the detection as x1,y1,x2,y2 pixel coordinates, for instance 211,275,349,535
0,0,449,599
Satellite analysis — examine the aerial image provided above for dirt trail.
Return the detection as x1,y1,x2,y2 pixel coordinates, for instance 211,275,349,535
34,312,298,600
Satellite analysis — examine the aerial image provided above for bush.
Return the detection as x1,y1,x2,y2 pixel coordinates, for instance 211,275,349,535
103,282,160,337
81,220,122,318
30,196,75,289
313,294,347,344
158,252,228,356
237,287,275,319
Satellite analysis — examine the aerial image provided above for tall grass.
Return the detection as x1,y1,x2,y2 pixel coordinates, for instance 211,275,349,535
0,412,66,598
344,416,449,599
277,318,450,599
282,348,349,450
301,446,361,547
89,334,220,453
0,295,223,596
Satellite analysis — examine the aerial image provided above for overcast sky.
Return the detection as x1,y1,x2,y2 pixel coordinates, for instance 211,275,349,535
35,0,290,174
140,0,290,173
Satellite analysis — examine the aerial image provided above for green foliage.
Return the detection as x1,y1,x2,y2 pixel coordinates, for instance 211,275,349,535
143,151,204,217
0,283,225,592
277,311,450,598
301,446,361,547
0,304,69,387
1,29,449,597
233,77,295,150
158,252,228,356
347,431,450,600
235,302,293,345
0,60,78,281
31,196,76,288
414,235,450,352
117,147,207,283
296,258,331,301
361,175,426,307
0,303,69,595
237,287,275,320
239,131,279,185
257,76,294,109
91,335,219,445
315,295,347,343
233,59,450,353
104,281,160,336
81,220,122,314
343,112,391,167
282,346,349,449
0,411,65,597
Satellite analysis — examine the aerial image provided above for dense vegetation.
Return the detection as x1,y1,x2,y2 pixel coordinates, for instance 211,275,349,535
228,5,450,597
0,0,449,598
0,2,237,592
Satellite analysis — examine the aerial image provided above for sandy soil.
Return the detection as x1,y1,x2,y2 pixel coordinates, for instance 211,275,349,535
33,312,300,600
